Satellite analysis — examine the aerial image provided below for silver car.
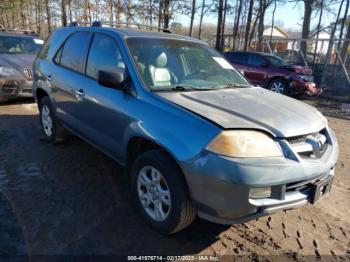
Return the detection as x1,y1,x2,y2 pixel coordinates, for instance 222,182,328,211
32,24,338,234
0,30,43,103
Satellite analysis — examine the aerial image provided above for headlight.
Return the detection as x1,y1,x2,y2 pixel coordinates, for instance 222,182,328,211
207,130,282,158
0,66,21,76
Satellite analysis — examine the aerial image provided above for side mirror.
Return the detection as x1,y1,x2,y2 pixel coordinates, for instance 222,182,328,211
98,69,126,89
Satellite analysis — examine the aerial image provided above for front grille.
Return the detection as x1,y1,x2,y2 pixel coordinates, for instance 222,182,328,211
2,85,17,94
286,129,329,159
23,68,33,79
286,174,324,192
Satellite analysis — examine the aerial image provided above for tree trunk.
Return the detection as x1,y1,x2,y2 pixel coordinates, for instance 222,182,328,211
337,0,349,52
321,0,345,86
249,11,259,47
61,0,68,26
149,0,153,26
312,0,323,67
189,0,196,36
301,0,313,55
220,0,227,50
158,0,163,29
215,0,224,51
20,0,26,28
269,0,276,51
244,0,254,51
115,0,121,24
110,0,114,26
68,1,73,23
37,0,42,36
198,0,205,39
163,0,170,29
232,0,243,50
257,0,266,51
340,22,350,61
45,0,52,32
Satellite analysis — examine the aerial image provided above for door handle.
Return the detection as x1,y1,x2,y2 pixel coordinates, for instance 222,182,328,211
47,75,52,81
74,89,85,101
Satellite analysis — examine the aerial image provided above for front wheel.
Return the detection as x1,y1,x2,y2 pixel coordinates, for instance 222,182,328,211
131,150,197,234
268,79,289,95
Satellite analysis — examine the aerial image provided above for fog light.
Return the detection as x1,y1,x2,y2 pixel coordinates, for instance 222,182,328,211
249,187,271,199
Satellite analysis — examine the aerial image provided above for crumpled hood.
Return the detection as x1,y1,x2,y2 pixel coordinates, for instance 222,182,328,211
0,54,36,72
157,86,327,138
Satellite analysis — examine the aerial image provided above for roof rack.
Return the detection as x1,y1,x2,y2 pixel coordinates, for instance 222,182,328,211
0,28,38,36
68,20,171,33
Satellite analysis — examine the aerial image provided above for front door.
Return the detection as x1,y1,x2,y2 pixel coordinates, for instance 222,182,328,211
75,33,130,160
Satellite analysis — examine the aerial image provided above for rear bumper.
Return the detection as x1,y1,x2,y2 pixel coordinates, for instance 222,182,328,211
181,127,339,224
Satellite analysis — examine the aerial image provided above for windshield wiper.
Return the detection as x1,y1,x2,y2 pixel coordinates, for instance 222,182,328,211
172,85,199,91
152,85,212,92
221,83,252,89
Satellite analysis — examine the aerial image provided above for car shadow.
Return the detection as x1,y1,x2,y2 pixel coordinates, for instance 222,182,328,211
0,97,35,106
0,112,229,256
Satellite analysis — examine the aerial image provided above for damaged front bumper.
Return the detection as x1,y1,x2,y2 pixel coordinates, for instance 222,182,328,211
181,127,339,225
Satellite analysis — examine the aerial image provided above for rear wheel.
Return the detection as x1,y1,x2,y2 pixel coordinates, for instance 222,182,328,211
39,96,68,143
268,79,289,95
131,150,196,234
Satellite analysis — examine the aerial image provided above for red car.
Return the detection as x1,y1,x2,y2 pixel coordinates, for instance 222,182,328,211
224,51,320,96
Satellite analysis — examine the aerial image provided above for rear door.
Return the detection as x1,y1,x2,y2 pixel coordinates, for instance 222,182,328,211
244,54,268,86
50,31,92,132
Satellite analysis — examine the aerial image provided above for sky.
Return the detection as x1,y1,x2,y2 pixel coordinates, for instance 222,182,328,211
175,1,344,32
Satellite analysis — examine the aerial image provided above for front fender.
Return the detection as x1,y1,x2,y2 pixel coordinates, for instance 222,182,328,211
121,95,221,164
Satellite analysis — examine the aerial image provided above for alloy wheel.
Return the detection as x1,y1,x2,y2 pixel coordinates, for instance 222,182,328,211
137,166,171,222
270,81,285,93
41,105,53,137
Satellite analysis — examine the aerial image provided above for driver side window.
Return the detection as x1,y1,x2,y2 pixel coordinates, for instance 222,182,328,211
86,33,125,80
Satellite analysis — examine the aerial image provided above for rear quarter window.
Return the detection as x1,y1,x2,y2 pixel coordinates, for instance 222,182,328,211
37,36,51,59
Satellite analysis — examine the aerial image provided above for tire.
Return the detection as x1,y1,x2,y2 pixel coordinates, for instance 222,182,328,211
268,78,290,95
39,96,68,143
131,149,196,235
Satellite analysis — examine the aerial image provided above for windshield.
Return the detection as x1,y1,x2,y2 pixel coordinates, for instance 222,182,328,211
265,55,289,67
127,37,249,91
0,36,43,54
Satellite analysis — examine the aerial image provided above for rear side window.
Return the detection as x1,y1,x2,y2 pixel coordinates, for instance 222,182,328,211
86,33,125,80
225,53,248,64
37,36,51,59
57,32,90,73
248,54,266,66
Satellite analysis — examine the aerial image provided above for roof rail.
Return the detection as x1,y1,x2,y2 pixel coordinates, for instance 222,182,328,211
69,21,79,27
67,20,171,33
91,21,102,27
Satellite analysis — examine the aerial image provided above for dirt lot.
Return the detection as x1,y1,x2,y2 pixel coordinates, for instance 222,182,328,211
0,98,349,260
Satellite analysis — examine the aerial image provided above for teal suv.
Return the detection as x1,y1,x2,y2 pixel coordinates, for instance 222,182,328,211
33,23,338,234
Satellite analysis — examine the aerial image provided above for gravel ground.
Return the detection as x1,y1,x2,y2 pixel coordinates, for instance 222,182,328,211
0,98,349,260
